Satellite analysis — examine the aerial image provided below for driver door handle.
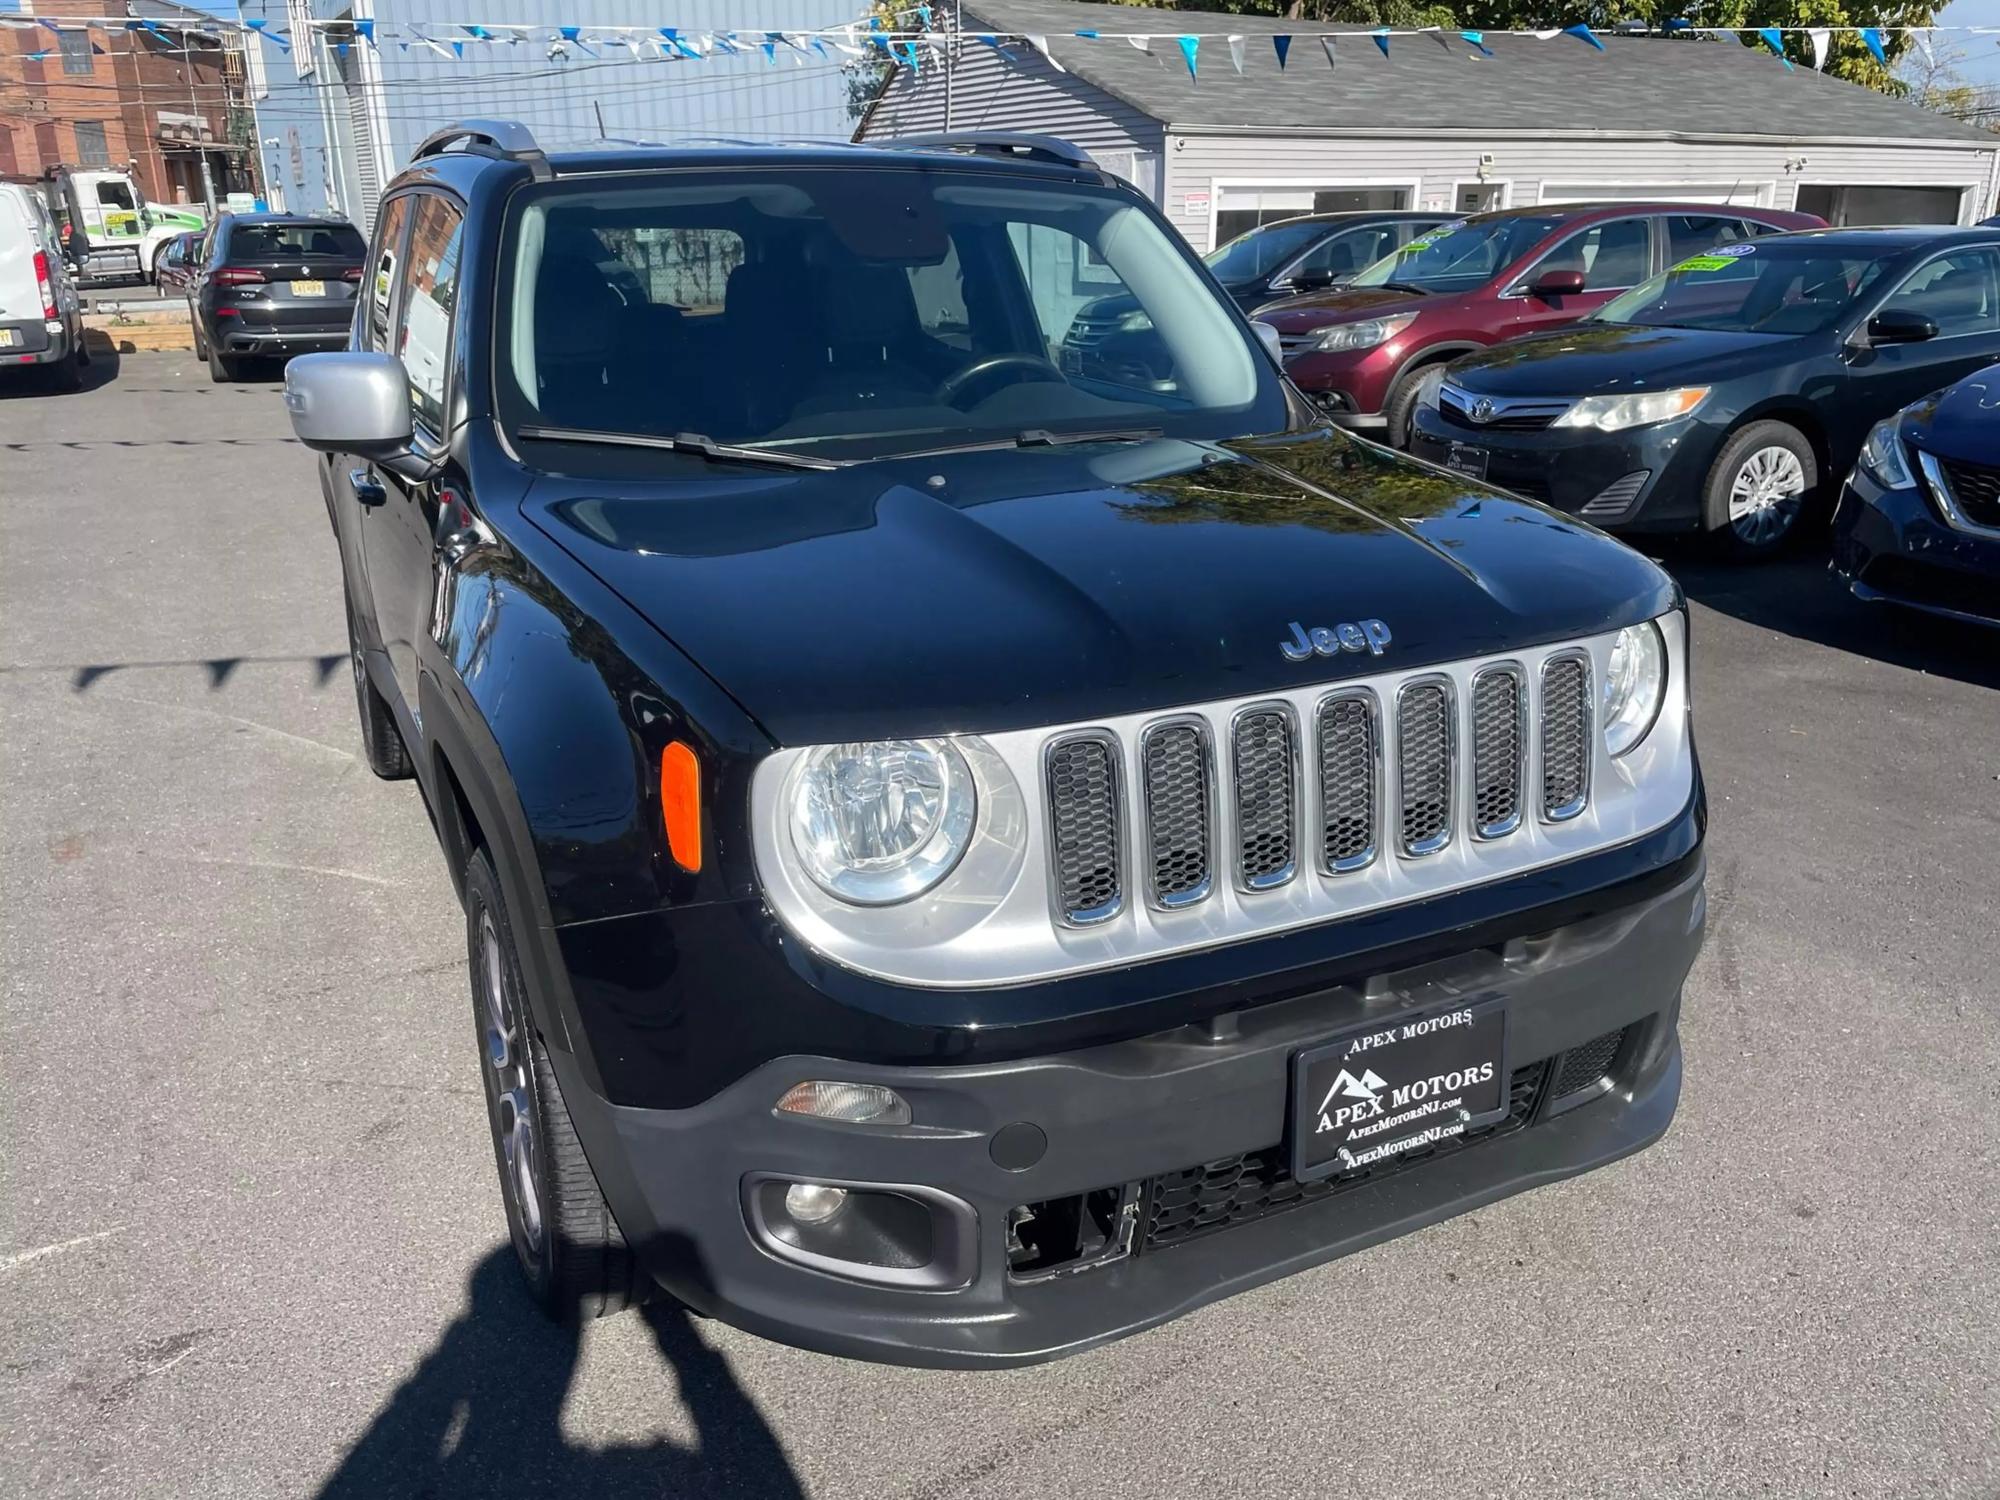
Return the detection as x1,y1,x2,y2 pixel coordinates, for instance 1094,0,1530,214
349,468,387,507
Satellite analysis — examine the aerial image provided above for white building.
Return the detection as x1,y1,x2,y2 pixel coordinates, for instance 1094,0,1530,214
858,0,2000,250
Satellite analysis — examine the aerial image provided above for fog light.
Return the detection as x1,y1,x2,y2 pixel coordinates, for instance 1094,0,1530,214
776,1080,911,1126
783,1182,848,1225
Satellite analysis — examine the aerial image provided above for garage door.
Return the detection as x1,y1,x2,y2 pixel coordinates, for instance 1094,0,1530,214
1539,183,1769,207
1794,185,1965,226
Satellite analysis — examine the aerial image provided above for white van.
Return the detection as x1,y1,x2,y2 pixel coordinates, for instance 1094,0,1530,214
0,181,88,391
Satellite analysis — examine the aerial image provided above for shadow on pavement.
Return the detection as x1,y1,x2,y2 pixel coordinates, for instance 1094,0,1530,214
1640,539,2000,694
0,342,119,399
315,1246,806,1500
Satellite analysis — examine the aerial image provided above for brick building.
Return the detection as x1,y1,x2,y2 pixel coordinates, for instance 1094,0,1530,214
0,0,259,208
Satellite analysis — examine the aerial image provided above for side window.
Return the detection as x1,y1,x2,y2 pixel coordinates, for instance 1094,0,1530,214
905,238,970,350
1878,250,2000,337
396,195,465,433
1666,214,1750,263
1540,219,1652,290
366,195,410,351
1299,226,1397,279
1004,220,1177,396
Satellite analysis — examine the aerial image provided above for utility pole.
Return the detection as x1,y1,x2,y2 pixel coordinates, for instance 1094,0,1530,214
943,0,958,131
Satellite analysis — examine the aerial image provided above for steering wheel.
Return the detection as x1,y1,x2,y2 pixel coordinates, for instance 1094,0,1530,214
936,353,1067,408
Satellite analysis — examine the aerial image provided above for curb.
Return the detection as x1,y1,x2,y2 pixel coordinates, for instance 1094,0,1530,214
85,324,195,354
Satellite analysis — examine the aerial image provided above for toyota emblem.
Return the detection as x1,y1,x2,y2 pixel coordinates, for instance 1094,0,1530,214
1471,398,1496,424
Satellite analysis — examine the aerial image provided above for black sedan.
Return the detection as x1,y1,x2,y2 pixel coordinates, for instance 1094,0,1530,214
1408,227,2000,556
1832,361,2000,628
188,212,366,382
1200,210,1451,310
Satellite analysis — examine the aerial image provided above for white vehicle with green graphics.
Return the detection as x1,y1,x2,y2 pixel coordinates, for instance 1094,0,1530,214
40,166,206,286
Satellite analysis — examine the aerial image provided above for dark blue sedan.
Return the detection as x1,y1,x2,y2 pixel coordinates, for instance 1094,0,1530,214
1832,361,2000,629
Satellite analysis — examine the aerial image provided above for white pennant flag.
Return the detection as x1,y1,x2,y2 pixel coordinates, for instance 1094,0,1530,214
1025,33,1066,72
1227,34,1246,73
1532,29,1561,40
1808,27,1830,70
1127,34,1151,56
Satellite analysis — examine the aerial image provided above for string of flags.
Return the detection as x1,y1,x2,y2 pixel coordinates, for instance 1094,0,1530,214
5,8,1996,78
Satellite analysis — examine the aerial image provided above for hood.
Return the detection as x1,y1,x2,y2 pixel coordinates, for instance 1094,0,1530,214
1906,360,2000,460
526,431,1676,746
1251,286,1430,331
1447,323,1801,397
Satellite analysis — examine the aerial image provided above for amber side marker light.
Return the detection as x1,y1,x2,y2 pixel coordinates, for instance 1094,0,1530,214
661,741,702,872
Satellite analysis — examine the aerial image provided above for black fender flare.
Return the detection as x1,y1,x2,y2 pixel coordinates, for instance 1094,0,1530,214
1389,341,1485,393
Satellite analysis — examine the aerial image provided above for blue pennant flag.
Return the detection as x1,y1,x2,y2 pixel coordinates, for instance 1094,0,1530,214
918,4,933,25
898,39,920,72
23,48,49,60
1757,27,1792,66
1665,18,1693,31
1176,34,1198,81
462,25,489,41
355,18,374,46
452,40,464,57
1273,34,1292,68
1860,27,1887,64
1075,29,1099,38
1462,30,1493,57
559,25,580,41
762,39,776,62
336,41,349,57
1372,28,1391,58
1562,24,1604,50
245,17,288,52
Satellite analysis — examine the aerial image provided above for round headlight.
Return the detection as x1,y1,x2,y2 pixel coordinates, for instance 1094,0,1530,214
787,739,976,905
1601,622,1667,757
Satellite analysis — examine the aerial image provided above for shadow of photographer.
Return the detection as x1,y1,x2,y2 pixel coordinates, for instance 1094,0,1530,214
316,1246,806,1500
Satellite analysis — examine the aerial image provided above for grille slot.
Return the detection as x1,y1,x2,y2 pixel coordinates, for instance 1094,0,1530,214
1540,654,1591,821
1046,734,1122,925
1140,720,1213,909
1232,706,1298,890
1470,666,1525,839
1579,470,1651,520
1552,1025,1631,1098
1316,691,1379,873
1937,457,2000,531
1141,1061,1550,1252
1395,679,1454,856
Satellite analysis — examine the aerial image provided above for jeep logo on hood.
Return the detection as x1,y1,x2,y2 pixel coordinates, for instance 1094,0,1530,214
1282,619,1393,661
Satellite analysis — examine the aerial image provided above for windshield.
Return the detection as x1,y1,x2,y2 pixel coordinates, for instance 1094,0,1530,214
229,222,365,261
1594,242,1896,335
1348,216,1560,293
496,168,1282,461
1203,219,1333,284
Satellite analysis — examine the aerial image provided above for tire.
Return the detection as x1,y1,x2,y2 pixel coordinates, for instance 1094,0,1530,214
1701,420,1817,560
1383,361,1448,448
190,312,207,361
464,847,647,1322
344,597,411,780
206,339,240,383
43,344,84,394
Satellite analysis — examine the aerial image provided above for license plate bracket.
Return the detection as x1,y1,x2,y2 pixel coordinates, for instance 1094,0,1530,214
291,279,325,297
0,329,16,348
1444,443,1489,481
1289,998,1510,1184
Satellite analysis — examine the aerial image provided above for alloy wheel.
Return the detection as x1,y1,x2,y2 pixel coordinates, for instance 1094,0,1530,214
1726,446,1806,548
478,911,544,1258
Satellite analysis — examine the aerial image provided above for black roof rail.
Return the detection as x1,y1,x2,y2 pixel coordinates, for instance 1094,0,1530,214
412,119,552,181
875,132,1098,173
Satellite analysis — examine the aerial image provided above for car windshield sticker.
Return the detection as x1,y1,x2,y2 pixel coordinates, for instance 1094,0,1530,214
1399,222,1466,255
1713,242,1758,256
1672,255,1737,273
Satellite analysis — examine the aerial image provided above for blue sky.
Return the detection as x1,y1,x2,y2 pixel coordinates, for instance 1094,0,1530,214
1940,0,2000,83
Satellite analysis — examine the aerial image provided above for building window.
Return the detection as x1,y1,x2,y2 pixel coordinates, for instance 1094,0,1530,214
59,29,94,75
74,121,110,169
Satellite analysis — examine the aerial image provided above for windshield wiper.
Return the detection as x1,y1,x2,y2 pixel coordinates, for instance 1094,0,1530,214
1378,281,1434,296
516,426,841,472
884,426,1165,461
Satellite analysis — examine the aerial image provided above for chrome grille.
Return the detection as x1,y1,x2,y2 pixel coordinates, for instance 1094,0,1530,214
1470,666,1525,839
1140,721,1212,909
1062,312,1125,350
1395,680,1454,855
1232,707,1298,889
1438,384,1574,433
1316,691,1378,872
1540,654,1591,821
1046,734,1122,924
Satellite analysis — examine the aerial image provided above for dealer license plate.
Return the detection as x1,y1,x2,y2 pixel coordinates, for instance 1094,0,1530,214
290,279,325,297
0,329,16,348
1290,999,1509,1183
1443,443,1488,481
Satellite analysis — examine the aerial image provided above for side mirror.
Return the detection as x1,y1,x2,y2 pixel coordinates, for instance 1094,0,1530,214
283,351,412,459
1865,308,1939,345
1253,321,1284,364
1531,269,1588,298
1293,268,1337,291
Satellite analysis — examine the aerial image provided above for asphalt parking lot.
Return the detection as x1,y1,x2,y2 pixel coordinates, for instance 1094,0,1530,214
2,352,1996,1499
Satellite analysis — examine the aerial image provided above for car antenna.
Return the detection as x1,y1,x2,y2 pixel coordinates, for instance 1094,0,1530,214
594,101,608,140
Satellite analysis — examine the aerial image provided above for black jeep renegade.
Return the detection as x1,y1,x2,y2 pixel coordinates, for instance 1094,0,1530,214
282,120,1705,1368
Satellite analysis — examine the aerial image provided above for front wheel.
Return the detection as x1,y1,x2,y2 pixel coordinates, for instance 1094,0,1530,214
1702,421,1817,559
464,848,648,1321
1383,363,1447,448
343,597,410,779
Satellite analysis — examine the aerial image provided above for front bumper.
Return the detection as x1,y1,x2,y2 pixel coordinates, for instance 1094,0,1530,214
1832,470,2000,628
1409,408,1720,529
557,850,1705,1368
1280,346,1395,421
